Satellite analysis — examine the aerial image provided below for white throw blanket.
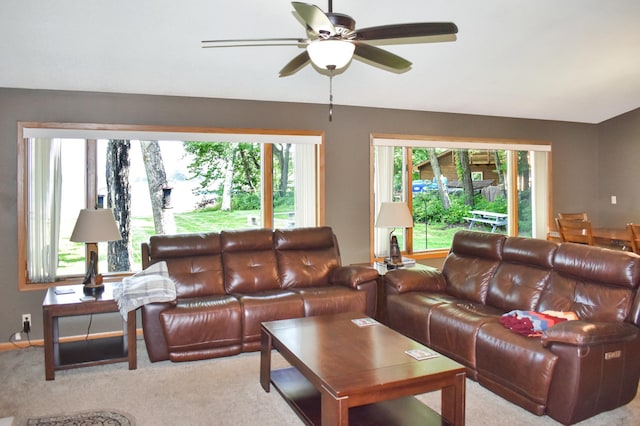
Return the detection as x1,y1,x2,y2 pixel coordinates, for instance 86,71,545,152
113,261,177,320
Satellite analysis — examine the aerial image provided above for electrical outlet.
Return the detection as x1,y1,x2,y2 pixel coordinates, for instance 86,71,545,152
22,313,31,333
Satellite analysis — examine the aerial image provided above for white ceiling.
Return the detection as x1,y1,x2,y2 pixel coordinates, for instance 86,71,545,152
2,0,639,123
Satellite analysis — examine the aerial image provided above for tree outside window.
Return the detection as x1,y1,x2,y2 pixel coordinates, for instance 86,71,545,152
371,135,550,261
18,124,323,289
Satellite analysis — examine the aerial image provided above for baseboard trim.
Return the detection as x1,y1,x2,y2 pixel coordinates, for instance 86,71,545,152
0,328,143,352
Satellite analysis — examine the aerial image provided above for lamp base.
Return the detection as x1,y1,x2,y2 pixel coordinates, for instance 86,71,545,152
384,257,404,270
83,283,104,297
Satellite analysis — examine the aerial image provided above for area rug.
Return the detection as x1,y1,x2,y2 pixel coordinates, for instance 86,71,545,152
27,410,133,426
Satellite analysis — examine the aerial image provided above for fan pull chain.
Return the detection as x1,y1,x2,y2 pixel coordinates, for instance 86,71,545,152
328,65,336,122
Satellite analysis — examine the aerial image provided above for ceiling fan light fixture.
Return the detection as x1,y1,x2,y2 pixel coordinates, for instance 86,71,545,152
307,39,355,70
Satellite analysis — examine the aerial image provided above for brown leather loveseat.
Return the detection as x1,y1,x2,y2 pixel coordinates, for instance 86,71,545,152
385,230,640,425
141,226,379,363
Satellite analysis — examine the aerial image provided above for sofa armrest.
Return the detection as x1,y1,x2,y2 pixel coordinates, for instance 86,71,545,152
141,301,175,362
330,265,379,289
384,267,446,294
541,320,639,347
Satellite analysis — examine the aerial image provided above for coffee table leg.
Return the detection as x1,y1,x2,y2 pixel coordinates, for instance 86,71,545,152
441,371,466,426
260,327,272,392
321,387,349,426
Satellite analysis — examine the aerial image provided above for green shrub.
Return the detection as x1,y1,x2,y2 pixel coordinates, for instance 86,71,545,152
273,193,294,211
412,191,509,226
231,191,260,210
473,194,507,213
442,197,472,223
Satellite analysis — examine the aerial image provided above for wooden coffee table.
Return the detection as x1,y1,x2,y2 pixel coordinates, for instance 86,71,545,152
260,312,465,425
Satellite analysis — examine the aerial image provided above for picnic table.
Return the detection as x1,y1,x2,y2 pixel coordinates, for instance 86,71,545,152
464,210,508,233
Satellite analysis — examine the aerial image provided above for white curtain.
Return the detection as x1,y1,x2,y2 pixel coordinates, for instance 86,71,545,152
27,138,62,282
374,146,395,257
294,143,317,227
531,151,549,239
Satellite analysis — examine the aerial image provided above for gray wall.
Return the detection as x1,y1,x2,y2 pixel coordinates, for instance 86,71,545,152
597,108,640,226
1,87,636,341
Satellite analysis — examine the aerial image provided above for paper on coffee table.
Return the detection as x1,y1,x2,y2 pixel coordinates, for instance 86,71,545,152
405,348,440,360
351,318,380,327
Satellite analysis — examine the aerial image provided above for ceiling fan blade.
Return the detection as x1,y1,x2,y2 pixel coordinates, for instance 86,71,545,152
279,51,311,77
292,2,336,36
356,22,458,41
353,43,412,71
202,38,305,48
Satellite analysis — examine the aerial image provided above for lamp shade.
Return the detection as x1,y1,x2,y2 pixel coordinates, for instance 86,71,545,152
375,202,414,229
70,208,122,243
307,39,355,70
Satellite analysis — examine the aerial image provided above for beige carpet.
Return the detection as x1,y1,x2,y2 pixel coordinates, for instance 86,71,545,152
1,339,639,425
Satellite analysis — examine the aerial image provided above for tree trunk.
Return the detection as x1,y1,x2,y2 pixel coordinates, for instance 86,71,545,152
457,149,475,206
518,151,530,191
106,139,132,272
272,144,291,197
237,147,255,191
221,149,235,211
428,148,450,209
141,141,176,234
493,150,505,186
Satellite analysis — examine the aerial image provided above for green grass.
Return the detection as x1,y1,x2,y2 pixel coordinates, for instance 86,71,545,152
412,222,507,251
58,209,508,274
58,208,285,273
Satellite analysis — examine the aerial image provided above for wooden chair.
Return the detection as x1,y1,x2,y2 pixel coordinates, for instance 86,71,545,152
557,212,589,221
556,218,594,245
548,212,590,242
627,223,640,254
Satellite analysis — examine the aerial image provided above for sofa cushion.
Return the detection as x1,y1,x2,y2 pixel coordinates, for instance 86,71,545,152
386,292,459,345
221,229,281,293
428,302,503,376
237,290,305,351
442,231,505,303
275,227,340,288
486,237,556,311
149,232,221,258
148,233,224,298
476,322,558,415
554,243,640,290
160,295,242,358
539,244,640,322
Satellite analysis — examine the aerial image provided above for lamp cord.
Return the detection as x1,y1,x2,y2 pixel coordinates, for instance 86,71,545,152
85,314,93,340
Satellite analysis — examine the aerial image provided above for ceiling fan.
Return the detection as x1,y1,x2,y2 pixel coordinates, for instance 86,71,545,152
201,1,458,77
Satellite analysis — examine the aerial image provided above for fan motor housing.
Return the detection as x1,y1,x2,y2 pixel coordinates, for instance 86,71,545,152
327,13,356,37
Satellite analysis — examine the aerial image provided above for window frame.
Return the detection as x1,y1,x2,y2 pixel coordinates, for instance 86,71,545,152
18,122,325,291
369,133,553,262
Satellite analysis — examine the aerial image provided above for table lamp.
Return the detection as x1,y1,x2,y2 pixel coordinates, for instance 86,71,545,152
375,202,414,268
70,208,122,295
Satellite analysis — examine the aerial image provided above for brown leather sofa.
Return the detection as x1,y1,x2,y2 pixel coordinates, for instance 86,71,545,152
385,230,640,425
140,226,379,363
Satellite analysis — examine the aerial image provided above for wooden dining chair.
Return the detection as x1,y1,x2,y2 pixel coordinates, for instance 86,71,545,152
556,218,594,245
627,223,640,254
557,212,589,221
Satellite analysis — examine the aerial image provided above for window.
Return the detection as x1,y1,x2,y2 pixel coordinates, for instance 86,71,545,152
18,123,324,290
371,135,551,260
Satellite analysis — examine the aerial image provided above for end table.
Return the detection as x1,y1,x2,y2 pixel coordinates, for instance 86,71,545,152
352,262,433,323
42,282,136,380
